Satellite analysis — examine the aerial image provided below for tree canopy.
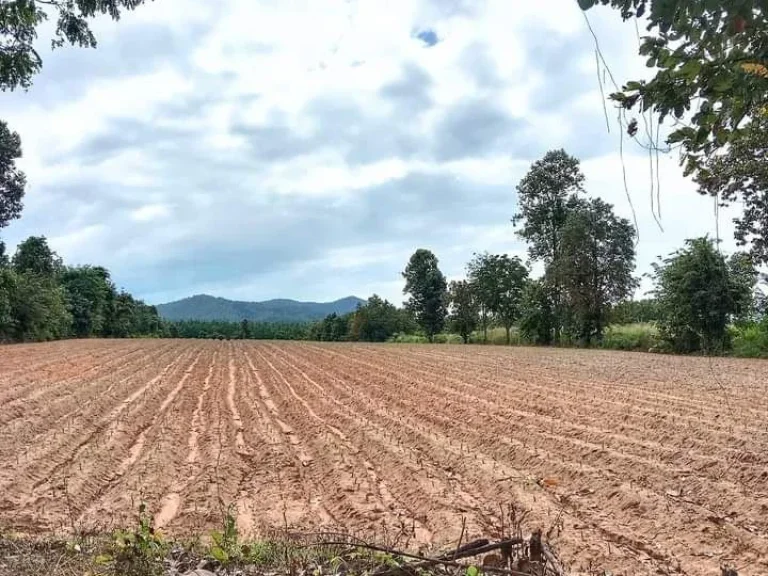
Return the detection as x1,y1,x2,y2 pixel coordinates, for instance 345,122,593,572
555,197,638,344
652,237,756,352
581,0,768,261
0,121,25,229
0,236,160,342
1,0,151,91
402,249,448,342
448,280,478,344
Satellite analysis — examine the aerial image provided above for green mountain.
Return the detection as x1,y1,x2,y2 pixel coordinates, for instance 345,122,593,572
156,294,365,323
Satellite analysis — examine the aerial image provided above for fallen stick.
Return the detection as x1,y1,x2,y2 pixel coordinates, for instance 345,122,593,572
541,542,565,576
297,540,531,576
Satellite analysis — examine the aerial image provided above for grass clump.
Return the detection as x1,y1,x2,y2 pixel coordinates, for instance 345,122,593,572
599,323,659,352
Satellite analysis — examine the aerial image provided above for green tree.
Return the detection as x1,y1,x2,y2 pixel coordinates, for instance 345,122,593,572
12,235,61,277
0,240,8,267
6,271,71,341
313,312,350,341
580,0,768,259
519,279,556,345
1,0,151,91
240,318,251,339
0,267,15,340
0,121,25,228
492,255,529,345
554,198,638,345
652,237,756,353
514,149,585,342
467,252,497,342
349,295,404,342
448,280,478,344
61,265,114,337
696,117,768,264
402,249,448,342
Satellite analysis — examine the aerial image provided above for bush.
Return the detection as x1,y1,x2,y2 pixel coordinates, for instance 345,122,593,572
432,333,464,344
731,322,768,358
600,323,659,351
388,332,429,344
468,327,525,345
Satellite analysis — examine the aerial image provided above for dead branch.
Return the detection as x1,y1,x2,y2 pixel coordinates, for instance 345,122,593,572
541,541,566,576
297,538,534,576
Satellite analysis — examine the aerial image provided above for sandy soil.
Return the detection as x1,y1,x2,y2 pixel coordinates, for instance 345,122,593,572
1,340,766,575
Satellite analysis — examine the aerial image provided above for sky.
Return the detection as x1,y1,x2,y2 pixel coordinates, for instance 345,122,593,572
1,0,738,305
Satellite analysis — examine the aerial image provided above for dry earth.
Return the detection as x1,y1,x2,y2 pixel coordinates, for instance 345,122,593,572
1,340,767,575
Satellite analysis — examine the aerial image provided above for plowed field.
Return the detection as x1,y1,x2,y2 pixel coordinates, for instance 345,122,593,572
1,340,766,575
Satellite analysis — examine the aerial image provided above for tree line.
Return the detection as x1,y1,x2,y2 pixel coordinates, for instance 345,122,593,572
0,236,161,342
310,150,766,356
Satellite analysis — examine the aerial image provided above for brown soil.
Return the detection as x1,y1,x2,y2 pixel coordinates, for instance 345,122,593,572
1,340,766,575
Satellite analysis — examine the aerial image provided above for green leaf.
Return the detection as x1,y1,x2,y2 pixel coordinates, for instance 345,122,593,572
94,554,113,565
715,128,730,145
210,546,229,563
712,76,733,93
466,566,480,576
679,60,702,80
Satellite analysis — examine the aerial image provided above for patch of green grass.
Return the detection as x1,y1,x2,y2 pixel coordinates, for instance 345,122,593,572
599,323,659,352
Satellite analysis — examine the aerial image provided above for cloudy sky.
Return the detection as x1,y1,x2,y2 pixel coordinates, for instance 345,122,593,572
2,0,737,305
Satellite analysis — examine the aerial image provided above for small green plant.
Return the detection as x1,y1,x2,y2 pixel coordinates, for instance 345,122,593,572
110,503,167,575
208,504,242,565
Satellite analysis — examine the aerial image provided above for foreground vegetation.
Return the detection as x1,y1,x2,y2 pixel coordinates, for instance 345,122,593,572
0,501,562,576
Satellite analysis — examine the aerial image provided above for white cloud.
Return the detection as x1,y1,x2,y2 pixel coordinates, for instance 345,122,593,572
130,204,172,223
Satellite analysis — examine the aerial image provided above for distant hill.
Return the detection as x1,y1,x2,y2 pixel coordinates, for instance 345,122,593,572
156,294,365,323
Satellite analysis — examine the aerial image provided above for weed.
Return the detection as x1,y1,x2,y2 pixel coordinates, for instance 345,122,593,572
110,503,167,576
208,504,242,565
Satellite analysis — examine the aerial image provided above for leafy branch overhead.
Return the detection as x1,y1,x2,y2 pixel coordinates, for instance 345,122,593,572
0,0,151,91
580,0,768,262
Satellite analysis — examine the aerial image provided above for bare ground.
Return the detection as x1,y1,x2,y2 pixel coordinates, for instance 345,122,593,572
1,340,766,575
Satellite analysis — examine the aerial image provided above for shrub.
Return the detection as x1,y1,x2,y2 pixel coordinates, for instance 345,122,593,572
600,323,659,351
388,333,429,344
731,322,768,358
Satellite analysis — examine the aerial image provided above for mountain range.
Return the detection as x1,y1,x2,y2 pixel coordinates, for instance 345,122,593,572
156,294,365,323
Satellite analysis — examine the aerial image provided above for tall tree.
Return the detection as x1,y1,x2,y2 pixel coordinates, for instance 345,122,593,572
519,279,556,345
61,265,114,337
554,198,638,345
514,149,585,342
652,237,756,353
1,1,151,229
240,318,251,339
696,117,768,264
5,269,71,341
448,280,478,344
467,252,496,342
0,240,8,267
12,235,60,277
350,295,405,342
402,249,448,342
580,0,768,260
492,255,529,345
0,121,25,229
